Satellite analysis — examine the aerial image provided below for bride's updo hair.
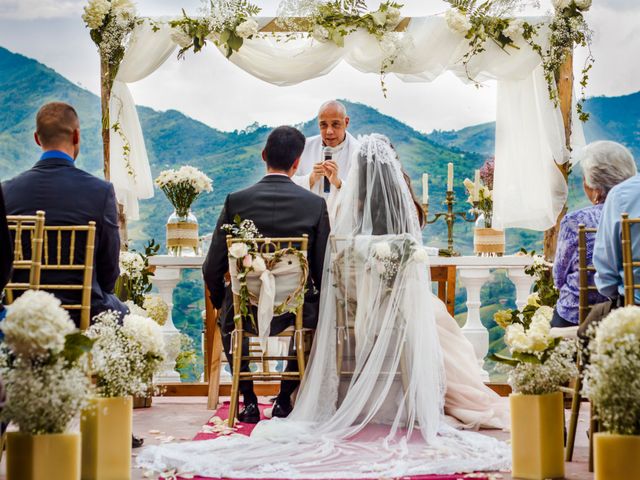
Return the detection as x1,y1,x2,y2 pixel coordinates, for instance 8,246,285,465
356,135,425,235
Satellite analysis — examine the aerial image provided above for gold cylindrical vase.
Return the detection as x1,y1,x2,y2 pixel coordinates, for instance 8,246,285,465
510,391,564,479
6,432,81,480
81,396,133,480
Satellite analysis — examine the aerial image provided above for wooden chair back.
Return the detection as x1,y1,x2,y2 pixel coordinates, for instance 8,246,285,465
39,222,97,330
621,214,640,306
578,224,599,324
4,211,46,302
225,235,311,426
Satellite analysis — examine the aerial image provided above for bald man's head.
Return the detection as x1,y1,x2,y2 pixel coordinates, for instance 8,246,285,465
318,100,350,148
35,102,81,158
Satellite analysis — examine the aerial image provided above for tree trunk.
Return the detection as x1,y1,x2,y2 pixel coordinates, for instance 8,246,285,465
543,52,573,261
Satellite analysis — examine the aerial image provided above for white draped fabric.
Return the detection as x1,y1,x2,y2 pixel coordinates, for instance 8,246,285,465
113,15,582,228
109,20,176,220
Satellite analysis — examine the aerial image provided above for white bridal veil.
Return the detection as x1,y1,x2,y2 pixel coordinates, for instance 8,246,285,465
138,135,510,478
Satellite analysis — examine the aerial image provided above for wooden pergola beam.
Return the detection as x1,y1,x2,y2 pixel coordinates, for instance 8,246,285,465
258,17,411,32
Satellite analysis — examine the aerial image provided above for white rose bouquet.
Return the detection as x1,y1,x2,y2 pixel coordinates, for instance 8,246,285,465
583,306,640,435
87,311,166,398
491,305,577,394
114,240,159,307
155,165,213,218
370,236,432,286
0,291,93,434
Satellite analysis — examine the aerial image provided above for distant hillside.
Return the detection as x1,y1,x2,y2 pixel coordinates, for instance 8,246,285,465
426,92,640,160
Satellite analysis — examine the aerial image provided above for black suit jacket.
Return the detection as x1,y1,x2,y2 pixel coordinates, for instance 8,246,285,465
2,156,124,324
203,175,330,334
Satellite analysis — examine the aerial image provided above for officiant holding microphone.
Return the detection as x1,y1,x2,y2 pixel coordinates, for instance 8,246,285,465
293,100,360,220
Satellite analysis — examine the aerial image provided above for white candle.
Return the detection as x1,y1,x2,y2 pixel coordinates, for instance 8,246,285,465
422,173,429,204
447,163,454,191
474,169,480,201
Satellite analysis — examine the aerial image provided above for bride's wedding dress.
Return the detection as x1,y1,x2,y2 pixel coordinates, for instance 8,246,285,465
137,134,510,478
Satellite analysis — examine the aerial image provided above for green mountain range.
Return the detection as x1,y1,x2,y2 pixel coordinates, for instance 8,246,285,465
2,45,638,379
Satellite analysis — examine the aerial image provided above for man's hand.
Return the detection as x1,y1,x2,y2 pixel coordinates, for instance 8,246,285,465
323,160,341,189
309,162,325,189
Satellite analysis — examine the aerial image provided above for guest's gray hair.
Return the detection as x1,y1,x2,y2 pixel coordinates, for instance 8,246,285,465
319,100,347,118
580,141,637,195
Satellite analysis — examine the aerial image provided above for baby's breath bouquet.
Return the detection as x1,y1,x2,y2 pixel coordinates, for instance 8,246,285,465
583,306,640,435
491,305,577,394
156,166,213,218
87,311,166,398
0,291,93,434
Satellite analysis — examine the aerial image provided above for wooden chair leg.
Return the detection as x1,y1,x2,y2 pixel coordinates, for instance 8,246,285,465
295,329,306,379
565,376,582,461
589,407,598,472
228,329,243,427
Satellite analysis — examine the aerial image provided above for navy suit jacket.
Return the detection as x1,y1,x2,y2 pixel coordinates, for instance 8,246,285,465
203,175,330,334
2,156,124,324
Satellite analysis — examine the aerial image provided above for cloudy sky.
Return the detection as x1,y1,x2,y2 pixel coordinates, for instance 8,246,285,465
0,0,638,133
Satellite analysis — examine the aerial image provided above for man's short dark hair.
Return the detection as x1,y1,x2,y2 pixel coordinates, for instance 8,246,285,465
36,102,79,146
264,126,306,171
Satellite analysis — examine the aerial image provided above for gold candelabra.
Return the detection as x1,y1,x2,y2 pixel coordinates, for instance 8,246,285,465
423,190,480,256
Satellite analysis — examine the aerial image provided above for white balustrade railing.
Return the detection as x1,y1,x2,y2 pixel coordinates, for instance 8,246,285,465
149,254,535,383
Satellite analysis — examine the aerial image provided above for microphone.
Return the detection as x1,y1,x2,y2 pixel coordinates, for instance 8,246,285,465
323,146,333,193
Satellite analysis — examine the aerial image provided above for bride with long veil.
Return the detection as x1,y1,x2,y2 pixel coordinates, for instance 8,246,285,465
138,134,510,478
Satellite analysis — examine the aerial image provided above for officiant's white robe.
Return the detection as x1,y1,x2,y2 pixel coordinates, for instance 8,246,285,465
292,132,361,221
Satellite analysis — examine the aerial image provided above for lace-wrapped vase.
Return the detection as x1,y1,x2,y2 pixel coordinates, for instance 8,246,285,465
166,210,199,257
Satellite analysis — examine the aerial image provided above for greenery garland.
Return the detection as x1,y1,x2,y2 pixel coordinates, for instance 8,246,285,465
443,0,594,122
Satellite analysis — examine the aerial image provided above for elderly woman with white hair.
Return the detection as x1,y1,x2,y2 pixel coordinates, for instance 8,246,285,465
552,141,638,327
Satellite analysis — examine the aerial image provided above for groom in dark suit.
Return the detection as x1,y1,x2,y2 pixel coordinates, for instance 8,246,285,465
2,102,128,325
203,126,330,423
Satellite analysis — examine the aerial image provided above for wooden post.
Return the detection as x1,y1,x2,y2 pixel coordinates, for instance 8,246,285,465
100,57,129,248
543,51,573,261
100,58,111,182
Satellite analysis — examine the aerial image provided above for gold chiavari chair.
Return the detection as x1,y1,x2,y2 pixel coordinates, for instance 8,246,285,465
621,213,640,306
4,211,46,302
564,224,598,466
226,236,313,427
39,222,97,331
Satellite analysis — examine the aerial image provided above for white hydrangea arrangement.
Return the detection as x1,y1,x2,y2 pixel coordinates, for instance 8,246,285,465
0,291,93,434
583,306,640,435
82,0,137,73
155,165,213,218
143,294,170,326
87,311,166,398
491,305,577,394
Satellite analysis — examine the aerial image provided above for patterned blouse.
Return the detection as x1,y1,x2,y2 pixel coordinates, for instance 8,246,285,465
553,204,608,325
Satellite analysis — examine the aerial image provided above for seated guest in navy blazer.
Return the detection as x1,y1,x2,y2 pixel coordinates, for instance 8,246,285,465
2,102,127,326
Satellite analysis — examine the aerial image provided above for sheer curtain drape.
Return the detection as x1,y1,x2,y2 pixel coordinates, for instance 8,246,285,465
113,15,581,228
109,19,175,219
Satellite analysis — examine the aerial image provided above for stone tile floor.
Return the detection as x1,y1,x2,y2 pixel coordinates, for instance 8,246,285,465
0,396,593,479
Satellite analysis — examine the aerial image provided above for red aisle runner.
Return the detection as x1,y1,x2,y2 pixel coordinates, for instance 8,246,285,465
171,402,490,480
